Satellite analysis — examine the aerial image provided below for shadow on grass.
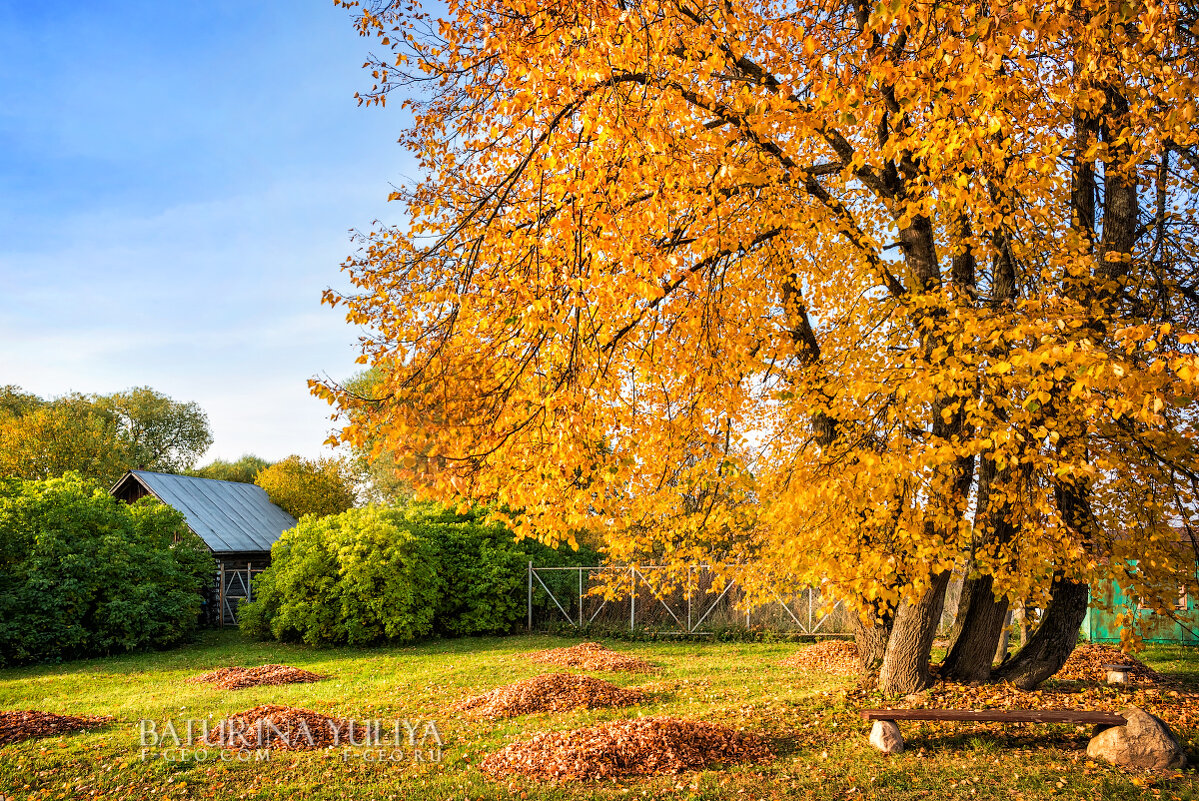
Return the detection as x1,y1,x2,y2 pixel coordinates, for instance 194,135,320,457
0,629,579,681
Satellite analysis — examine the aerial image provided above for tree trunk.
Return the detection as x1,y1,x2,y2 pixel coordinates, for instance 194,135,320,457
993,574,1088,690
993,608,1013,666
940,574,1009,682
1015,601,1029,647
940,452,1014,682
943,574,970,646
994,467,1095,689
853,609,893,674
878,570,952,695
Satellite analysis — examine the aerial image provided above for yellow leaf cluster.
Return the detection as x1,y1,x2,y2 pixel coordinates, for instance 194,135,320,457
324,0,1199,616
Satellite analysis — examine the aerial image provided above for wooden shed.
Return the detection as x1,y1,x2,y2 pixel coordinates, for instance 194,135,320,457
110,470,297,625
1083,575,1199,646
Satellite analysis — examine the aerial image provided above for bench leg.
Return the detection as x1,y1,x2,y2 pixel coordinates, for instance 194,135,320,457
869,720,904,754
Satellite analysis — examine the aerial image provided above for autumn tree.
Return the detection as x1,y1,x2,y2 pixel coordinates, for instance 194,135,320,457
0,386,43,418
0,396,128,486
188,454,273,484
323,0,1199,694
334,370,416,504
255,455,358,519
0,387,213,486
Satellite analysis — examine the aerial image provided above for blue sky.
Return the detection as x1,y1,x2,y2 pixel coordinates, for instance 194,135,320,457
0,1,411,463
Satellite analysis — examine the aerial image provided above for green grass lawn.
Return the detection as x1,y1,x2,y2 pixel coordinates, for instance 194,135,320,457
0,632,1196,800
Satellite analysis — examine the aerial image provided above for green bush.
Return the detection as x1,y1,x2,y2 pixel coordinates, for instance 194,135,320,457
0,474,214,665
240,507,441,646
401,503,530,637
241,503,597,645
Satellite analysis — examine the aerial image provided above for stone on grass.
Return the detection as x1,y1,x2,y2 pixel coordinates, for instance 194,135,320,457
869,720,904,754
1086,706,1186,771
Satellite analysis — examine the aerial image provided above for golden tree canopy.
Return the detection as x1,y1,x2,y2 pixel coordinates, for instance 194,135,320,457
321,0,1199,619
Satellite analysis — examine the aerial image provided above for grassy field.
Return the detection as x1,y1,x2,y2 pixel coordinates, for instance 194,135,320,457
0,631,1196,800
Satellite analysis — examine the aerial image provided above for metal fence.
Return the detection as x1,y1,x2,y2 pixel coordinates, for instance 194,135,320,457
526,564,855,634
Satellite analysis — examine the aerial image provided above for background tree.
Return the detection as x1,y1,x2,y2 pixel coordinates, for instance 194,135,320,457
0,386,213,486
255,455,358,519
0,395,127,486
336,370,415,504
97,387,213,474
0,386,44,418
326,0,1199,693
188,454,273,484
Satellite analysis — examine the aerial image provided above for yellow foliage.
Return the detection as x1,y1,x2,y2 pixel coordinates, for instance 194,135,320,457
255,456,358,520
321,0,1199,618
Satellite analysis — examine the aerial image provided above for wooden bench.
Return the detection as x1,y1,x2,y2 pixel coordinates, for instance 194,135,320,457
1101,664,1133,684
860,709,1127,753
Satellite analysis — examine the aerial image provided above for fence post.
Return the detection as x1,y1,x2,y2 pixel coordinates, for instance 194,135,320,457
578,567,584,627
246,561,252,604
219,562,226,628
527,561,533,631
630,566,636,631
687,565,692,633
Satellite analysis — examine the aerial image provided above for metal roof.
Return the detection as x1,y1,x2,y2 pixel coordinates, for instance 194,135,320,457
113,470,297,554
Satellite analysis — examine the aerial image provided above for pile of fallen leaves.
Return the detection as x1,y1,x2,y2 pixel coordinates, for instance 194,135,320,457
1054,644,1163,684
528,642,654,673
480,716,772,780
0,710,113,746
454,673,644,719
204,705,351,751
186,664,326,690
779,640,859,676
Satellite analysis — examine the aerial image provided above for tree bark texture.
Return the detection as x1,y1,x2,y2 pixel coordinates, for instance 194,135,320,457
853,609,893,674
943,575,970,647
1016,602,1029,647
878,569,952,695
993,574,1089,690
941,573,1010,682
993,608,1014,666
941,454,1014,682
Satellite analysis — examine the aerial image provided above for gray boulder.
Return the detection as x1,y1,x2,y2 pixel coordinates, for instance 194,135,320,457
868,719,904,754
1086,706,1187,771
